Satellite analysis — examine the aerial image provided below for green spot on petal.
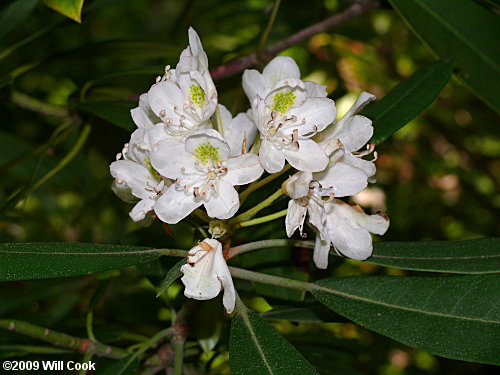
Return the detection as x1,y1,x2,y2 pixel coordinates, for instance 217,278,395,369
144,158,161,181
272,90,296,114
193,142,219,164
189,84,206,107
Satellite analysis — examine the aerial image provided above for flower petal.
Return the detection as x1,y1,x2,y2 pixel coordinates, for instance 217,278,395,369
262,56,300,88
130,198,156,222
283,138,328,172
212,246,236,313
342,154,376,180
154,185,202,224
333,115,373,153
285,199,307,237
259,140,286,173
304,81,328,98
110,160,156,200
286,97,336,134
151,138,196,179
222,109,258,156
148,81,185,119
204,181,239,219
285,171,312,199
181,253,221,301
316,160,370,197
185,129,231,162
242,69,267,102
223,153,263,185
131,107,155,129
313,235,331,269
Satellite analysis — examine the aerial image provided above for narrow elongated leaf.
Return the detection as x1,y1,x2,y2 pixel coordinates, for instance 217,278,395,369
0,0,39,41
156,258,185,297
363,59,454,144
261,304,347,323
77,101,136,131
367,238,500,274
388,0,500,111
44,0,84,23
230,309,319,375
312,274,500,365
0,242,185,281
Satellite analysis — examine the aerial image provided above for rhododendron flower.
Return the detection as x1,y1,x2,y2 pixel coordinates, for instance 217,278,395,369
151,129,263,223
251,80,336,173
147,28,217,137
181,239,235,313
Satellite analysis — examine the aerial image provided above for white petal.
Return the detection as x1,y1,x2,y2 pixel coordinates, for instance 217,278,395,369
259,140,286,173
150,139,196,180
154,186,202,224
316,161,369,197
304,81,328,98
285,199,307,237
188,27,209,68
212,247,236,313
225,112,258,156
110,160,156,200
264,80,307,111
313,235,331,269
285,171,312,199
307,198,327,238
324,200,388,260
286,97,336,134
148,81,185,119
262,56,300,88
111,179,137,203
130,198,156,222
181,251,221,300
143,123,169,150
342,154,376,180
242,69,267,102
342,91,375,122
283,139,328,172
218,104,233,134
334,115,373,153
204,181,239,219
223,153,263,185
131,107,155,129
185,129,231,162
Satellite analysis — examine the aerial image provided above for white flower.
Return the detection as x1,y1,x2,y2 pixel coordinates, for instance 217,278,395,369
314,199,389,267
151,129,264,223
243,56,328,102
181,239,235,313
147,28,217,138
251,80,336,173
317,92,378,196
218,104,258,156
284,171,389,269
131,93,162,130
110,127,169,222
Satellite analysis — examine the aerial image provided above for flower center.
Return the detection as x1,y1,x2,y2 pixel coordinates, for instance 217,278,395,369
189,84,206,108
193,142,220,164
271,91,296,114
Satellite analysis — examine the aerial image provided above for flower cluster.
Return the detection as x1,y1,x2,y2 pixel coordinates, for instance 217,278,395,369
110,28,389,313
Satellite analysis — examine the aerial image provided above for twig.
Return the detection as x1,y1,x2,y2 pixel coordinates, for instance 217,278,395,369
0,319,127,359
210,0,379,81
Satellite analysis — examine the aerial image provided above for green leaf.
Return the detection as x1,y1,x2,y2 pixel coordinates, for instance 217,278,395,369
363,59,454,144
388,0,500,112
156,258,185,297
97,354,139,375
44,0,84,23
230,309,319,374
312,274,500,365
367,238,500,274
261,303,347,323
0,0,39,41
77,101,136,131
0,242,181,281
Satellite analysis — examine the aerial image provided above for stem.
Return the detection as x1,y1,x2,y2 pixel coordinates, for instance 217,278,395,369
228,238,314,258
229,266,313,292
256,0,282,54
10,91,70,118
231,188,284,224
210,0,379,81
135,327,173,356
192,208,210,223
0,319,127,359
237,209,288,228
173,338,184,375
239,164,292,204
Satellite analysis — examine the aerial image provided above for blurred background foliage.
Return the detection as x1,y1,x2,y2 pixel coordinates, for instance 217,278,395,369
0,0,498,374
